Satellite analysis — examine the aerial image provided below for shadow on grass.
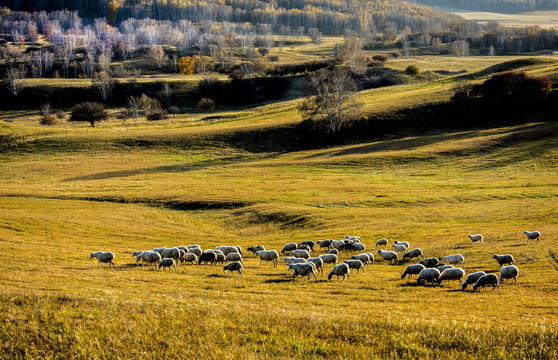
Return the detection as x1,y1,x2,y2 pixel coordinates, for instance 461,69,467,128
264,278,294,284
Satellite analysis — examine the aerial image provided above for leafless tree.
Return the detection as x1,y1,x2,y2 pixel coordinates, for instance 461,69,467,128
334,37,368,75
450,40,470,57
308,28,322,47
158,82,173,108
127,96,142,121
147,44,167,68
4,66,26,95
299,68,362,134
92,71,115,100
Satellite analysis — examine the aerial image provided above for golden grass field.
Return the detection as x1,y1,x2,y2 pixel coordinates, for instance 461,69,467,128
438,7,558,28
0,58,557,359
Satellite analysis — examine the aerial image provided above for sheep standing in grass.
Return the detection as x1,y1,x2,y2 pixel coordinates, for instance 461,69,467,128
437,268,466,286
441,254,465,269
378,250,398,264
213,250,225,264
198,251,216,265
283,257,307,265
153,248,166,255
402,248,423,261
365,253,375,264
468,234,484,246
307,257,324,275
175,246,190,253
328,249,339,255
289,263,318,281
436,265,454,273
182,253,197,265
215,246,239,256
281,243,298,254
225,253,243,265
462,271,487,290
319,254,338,267
523,230,541,244
187,246,202,257
419,257,439,268
289,249,310,260
353,243,366,252
401,264,426,281
298,241,316,251
473,274,499,291
417,268,440,286
223,261,244,277
317,240,333,250
297,244,312,253
158,258,177,271
247,245,265,254
394,241,410,248
375,238,388,249
392,243,408,255
162,248,181,262
90,251,116,269
254,250,279,267
132,251,145,266
351,254,371,266
344,260,366,273
137,251,161,270
500,265,519,285
493,254,515,267
328,263,350,280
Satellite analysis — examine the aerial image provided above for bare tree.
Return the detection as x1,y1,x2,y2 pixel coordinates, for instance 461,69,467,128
127,96,142,121
92,71,115,101
4,66,26,95
299,68,362,134
334,37,368,75
450,40,469,57
308,28,322,47
158,82,173,108
147,44,167,68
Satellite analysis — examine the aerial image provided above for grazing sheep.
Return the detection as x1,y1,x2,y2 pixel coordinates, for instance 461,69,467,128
317,240,333,250
523,230,541,244
223,261,244,277
416,268,441,286
137,251,161,270
158,258,177,271
331,240,345,249
378,250,398,264
328,248,339,255
289,263,318,281
307,257,324,275
283,257,307,265
437,268,466,286
182,253,197,265
319,254,338,267
441,254,465,269
189,247,202,257
247,245,265,254
436,264,454,273
215,246,239,256
462,271,487,290
365,253,375,264
289,249,310,260
254,250,279,267
345,235,361,242
353,243,366,252
298,241,316,251
468,234,484,246
402,248,424,261
328,263,350,280
132,251,145,266
375,238,388,249
175,246,190,253
153,247,166,255
213,250,225,264
419,257,439,268
351,254,371,266
235,246,243,256
338,242,357,252
162,247,181,261
188,244,201,250
392,243,408,254
344,260,366,273
394,241,410,248
500,265,519,285
493,254,515,267
281,242,298,254
401,264,426,280
473,274,499,291
177,249,186,264
198,251,216,265
225,253,243,265
297,244,312,253
90,251,116,269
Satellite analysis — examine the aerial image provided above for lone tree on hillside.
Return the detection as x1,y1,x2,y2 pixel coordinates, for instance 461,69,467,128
299,68,362,134
3,66,26,95
70,102,109,127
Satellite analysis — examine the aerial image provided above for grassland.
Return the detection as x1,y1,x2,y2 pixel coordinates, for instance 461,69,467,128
437,6,558,28
0,58,557,359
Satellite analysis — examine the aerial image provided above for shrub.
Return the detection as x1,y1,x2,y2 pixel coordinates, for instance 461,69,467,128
405,65,421,76
146,109,168,121
198,98,215,113
366,60,384,68
268,55,279,62
69,102,109,127
40,114,58,125
390,51,402,59
372,54,389,62
479,70,551,105
258,47,270,56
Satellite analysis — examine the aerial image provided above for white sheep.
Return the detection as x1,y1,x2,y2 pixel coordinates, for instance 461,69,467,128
235,246,243,256
500,265,519,285
473,274,499,291
153,247,166,255
177,249,186,264
132,251,145,266
215,246,239,256
182,253,197,265
437,268,466,286
297,244,312,253
523,230,541,244
441,254,465,269
378,249,398,264
331,240,345,249
187,244,201,250
158,258,177,271
307,257,324,275
419,257,439,268
328,263,350,280
281,242,298,254
189,247,202,257
213,250,225,264
162,247,181,261
416,268,440,286
375,238,388,249
345,235,361,242
317,240,333,250
254,250,279,267
353,243,365,252
137,251,161,270
247,245,265,254
90,251,116,269
344,260,365,273
493,254,515,267
364,253,375,264
461,271,487,290
225,252,243,265
319,254,338,267
401,264,426,280
223,261,244,277
391,243,408,254
436,265,454,273
468,234,484,246
328,248,339,255
175,246,190,253
289,249,310,260
351,254,371,266
402,248,423,261
394,241,410,248
283,257,307,265
289,263,318,281
298,241,316,251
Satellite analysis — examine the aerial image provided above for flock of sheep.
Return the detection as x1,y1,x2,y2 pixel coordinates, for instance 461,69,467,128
89,230,542,291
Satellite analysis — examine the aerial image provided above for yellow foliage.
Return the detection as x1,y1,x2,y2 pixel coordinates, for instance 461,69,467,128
177,56,195,75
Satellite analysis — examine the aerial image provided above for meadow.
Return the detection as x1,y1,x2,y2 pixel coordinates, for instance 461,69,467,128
0,57,557,359
436,6,558,28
